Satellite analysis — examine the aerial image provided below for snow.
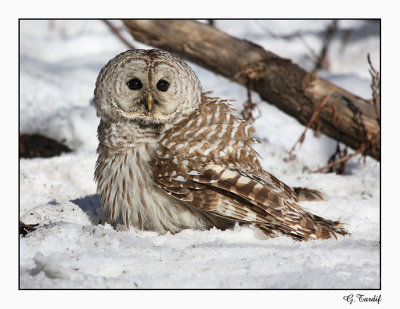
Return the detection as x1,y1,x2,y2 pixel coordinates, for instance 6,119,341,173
19,20,380,289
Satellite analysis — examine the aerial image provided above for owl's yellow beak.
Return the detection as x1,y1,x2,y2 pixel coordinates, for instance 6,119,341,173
147,94,154,111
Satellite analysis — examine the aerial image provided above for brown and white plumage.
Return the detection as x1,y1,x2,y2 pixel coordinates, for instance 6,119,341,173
94,49,348,241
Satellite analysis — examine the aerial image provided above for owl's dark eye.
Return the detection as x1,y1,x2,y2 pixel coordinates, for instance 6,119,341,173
156,80,170,92
127,78,143,90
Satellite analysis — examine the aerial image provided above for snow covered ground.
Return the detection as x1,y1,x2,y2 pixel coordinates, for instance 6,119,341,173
19,20,380,289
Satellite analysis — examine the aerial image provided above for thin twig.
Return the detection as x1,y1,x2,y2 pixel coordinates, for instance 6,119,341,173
103,20,136,50
367,53,380,123
241,81,257,123
254,21,280,39
238,63,266,123
296,32,319,60
312,144,365,173
289,87,335,156
314,20,338,72
328,143,348,174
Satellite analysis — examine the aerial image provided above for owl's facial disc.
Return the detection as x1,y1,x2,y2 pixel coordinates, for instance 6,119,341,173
94,49,202,126
114,63,182,123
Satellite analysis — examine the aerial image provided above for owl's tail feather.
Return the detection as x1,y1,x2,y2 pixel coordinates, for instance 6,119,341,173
310,214,349,240
256,213,349,241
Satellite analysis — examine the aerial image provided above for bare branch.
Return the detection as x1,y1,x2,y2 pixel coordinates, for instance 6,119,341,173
312,144,365,174
103,20,136,50
367,53,380,123
314,20,338,72
289,87,335,155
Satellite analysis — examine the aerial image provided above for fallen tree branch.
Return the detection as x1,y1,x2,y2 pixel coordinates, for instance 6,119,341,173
123,20,380,161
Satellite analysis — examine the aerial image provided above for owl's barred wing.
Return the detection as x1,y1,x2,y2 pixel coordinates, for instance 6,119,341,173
152,154,347,240
152,96,347,240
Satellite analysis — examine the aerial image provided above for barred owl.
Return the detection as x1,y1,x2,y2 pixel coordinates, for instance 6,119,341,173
94,49,348,241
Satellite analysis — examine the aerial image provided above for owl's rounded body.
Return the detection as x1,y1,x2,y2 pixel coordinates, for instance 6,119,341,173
94,49,348,240
95,118,231,233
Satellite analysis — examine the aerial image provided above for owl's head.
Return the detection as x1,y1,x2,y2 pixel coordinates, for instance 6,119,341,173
94,49,202,126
